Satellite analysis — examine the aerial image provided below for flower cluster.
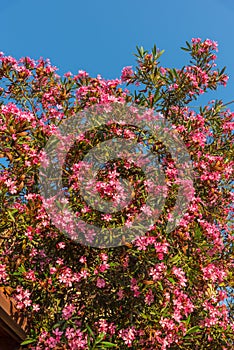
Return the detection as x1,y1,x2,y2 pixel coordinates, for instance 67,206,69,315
0,264,8,283
0,38,233,349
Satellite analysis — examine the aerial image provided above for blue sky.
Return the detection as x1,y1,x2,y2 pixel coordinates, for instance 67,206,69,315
1,0,234,106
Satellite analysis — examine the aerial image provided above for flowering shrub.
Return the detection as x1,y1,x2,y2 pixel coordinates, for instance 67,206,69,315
0,39,233,349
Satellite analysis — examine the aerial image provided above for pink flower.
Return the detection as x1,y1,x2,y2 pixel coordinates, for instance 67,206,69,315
5,179,17,194
149,263,167,281
79,256,87,264
140,205,153,216
65,327,75,340
64,72,72,77
99,263,110,272
39,150,49,168
25,270,36,282
101,213,112,222
117,289,124,300
145,289,154,305
0,264,8,283
58,267,74,287
15,286,32,309
49,267,57,274
172,266,187,287
99,253,108,261
56,258,64,266
202,263,227,283
33,304,40,312
130,278,140,297
79,269,89,279
160,67,167,75
118,327,136,347
133,235,156,251
96,277,106,288
56,242,66,249
62,304,75,320
74,70,89,80
192,37,201,44
52,328,63,341
95,319,108,334
46,336,58,348
169,83,179,90
25,226,34,240
121,66,134,82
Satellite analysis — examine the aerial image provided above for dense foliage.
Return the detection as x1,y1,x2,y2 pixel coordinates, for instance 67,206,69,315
0,38,233,349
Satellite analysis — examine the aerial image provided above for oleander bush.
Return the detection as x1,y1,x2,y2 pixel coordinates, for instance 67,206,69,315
0,38,233,349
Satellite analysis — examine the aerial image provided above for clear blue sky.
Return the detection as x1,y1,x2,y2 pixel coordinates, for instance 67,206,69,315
1,0,234,106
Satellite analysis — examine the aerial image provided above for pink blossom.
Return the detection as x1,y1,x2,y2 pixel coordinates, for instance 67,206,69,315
62,304,75,320
172,266,187,287
14,286,32,309
117,288,124,300
149,263,167,281
0,264,8,283
145,289,154,305
121,66,134,82
118,327,136,347
25,270,36,282
32,304,40,312
96,277,106,288
202,263,227,283
130,278,140,297
79,256,87,264
101,213,112,222
56,242,66,249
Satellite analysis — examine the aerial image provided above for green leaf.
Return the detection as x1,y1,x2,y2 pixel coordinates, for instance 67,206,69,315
194,227,202,240
139,46,145,56
8,210,15,222
85,324,94,336
181,46,191,52
186,40,191,48
99,341,117,347
169,254,181,264
157,281,163,291
156,49,165,59
20,338,36,345
186,326,201,335
135,46,145,58
95,332,105,343
141,313,149,320
219,66,226,75
18,264,26,273
186,314,191,326
168,277,176,284
182,314,191,326
152,44,157,57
